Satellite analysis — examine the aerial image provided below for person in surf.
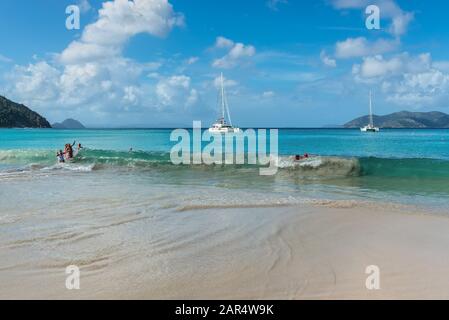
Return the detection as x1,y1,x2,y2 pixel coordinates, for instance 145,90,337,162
56,150,65,163
74,143,84,157
295,153,310,161
64,141,76,160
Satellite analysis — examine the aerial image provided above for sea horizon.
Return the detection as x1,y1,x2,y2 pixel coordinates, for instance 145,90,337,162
4,126,449,130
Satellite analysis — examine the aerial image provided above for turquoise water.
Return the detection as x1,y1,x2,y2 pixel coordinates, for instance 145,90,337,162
1,128,449,210
1,128,448,159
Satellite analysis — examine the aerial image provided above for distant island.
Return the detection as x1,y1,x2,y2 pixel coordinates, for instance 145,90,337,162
344,111,449,128
52,118,86,129
0,96,51,128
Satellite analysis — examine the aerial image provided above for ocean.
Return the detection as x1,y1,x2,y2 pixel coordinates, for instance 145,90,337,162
1,128,448,209
1,128,449,298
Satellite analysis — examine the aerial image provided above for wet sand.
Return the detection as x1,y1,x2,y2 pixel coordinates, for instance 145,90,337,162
2,201,449,300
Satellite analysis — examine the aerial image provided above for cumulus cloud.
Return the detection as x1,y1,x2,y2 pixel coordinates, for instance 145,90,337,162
384,72,449,106
156,75,198,108
353,53,431,80
214,36,234,49
78,0,92,13
320,50,337,67
213,37,256,69
352,55,402,79
60,0,184,65
389,11,414,37
123,85,141,106
330,0,413,37
8,62,60,102
6,0,194,121
335,37,398,59
352,52,449,106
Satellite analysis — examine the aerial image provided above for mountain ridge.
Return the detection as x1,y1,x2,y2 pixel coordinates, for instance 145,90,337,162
0,96,51,128
344,111,449,128
52,118,86,129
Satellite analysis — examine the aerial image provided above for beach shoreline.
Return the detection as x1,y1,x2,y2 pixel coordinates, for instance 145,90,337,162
2,200,449,300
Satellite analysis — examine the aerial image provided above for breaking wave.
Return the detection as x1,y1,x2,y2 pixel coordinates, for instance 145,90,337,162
1,149,449,180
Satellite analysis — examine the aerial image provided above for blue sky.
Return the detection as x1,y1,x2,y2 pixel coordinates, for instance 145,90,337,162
1,0,449,127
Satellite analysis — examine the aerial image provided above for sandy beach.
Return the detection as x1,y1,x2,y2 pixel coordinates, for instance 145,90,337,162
2,199,449,300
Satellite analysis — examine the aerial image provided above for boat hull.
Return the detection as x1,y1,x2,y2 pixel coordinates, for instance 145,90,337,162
360,127,379,132
208,127,241,134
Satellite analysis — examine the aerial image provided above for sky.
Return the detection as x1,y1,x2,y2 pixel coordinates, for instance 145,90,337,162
1,0,449,127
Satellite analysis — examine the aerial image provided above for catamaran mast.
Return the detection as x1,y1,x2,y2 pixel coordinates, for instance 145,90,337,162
219,73,233,126
224,82,233,127
220,73,226,122
369,90,374,127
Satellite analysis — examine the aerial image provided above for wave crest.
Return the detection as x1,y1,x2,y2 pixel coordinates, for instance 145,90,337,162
277,156,360,177
2,149,449,179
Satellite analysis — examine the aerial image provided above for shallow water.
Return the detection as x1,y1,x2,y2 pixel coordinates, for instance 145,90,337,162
1,128,448,209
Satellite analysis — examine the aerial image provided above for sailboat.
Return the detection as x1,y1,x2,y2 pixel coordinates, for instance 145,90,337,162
209,73,241,134
360,91,380,132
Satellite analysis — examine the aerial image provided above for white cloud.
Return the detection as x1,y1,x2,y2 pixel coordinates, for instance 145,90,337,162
123,85,141,106
60,42,120,65
384,69,449,106
8,62,61,103
262,91,275,98
78,0,92,13
147,72,160,79
389,12,414,37
335,37,398,59
330,0,413,37
353,53,431,80
352,55,402,78
320,50,337,67
186,56,199,65
213,75,238,89
214,36,234,49
352,52,449,106
60,0,184,65
213,39,256,69
6,0,194,120
156,75,198,108
433,61,449,72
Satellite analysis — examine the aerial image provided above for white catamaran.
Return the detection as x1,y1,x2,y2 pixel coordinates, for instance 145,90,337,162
360,91,380,132
209,73,240,134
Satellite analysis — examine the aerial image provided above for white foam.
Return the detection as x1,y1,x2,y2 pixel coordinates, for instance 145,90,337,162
40,163,96,172
276,156,360,177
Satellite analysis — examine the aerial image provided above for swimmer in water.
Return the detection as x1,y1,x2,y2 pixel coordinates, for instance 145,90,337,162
57,150,65,163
